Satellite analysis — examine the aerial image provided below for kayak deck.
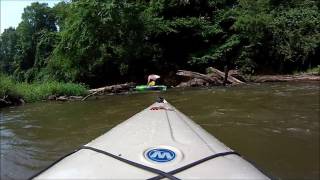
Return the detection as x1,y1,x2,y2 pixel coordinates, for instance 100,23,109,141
33,99,269,179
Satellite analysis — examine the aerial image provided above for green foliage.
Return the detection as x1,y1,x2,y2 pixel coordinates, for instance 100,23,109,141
269,6,320,69
34,30,59,69
190,0,320,74
48,0,151,84
0,74,19,98
307,65,320,75
0,74,88,102
0,28,18,74
4,2,58,82
15,81,88,102
294,65,320,75
21,2,57,32
52,1,71,31
1,0,319,87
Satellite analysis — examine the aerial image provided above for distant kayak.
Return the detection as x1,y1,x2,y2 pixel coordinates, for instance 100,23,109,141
32,98,269,179
134,85,167,91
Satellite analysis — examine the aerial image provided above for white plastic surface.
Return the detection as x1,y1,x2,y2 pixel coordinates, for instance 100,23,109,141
34,100,269,179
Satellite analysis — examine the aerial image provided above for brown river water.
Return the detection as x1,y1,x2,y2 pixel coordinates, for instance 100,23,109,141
0,82,319,179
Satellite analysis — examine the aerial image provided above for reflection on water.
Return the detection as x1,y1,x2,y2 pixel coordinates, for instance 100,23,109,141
1,82,319,179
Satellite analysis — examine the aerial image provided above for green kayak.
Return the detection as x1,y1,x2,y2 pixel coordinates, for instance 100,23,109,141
134,85,167,91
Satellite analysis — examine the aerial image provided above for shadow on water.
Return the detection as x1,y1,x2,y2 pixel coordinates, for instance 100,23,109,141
1,82,319,179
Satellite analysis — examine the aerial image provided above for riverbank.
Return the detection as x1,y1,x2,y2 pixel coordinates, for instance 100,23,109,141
1,69,319,108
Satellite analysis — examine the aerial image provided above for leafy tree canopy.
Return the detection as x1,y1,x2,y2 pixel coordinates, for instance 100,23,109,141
0,0,319,86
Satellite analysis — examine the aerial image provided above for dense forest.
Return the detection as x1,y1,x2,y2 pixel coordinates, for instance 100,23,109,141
1,0,319,87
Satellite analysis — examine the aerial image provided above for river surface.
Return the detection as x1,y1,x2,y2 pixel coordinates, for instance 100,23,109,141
0,82,319,179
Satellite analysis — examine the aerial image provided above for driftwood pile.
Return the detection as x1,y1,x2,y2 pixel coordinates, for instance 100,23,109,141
176,67,245,87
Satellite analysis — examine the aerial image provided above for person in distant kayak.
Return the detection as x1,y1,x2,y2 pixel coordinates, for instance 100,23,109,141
147,74,160,86
148,80,156,86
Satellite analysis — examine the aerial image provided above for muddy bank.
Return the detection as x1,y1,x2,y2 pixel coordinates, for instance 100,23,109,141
251,74,320,82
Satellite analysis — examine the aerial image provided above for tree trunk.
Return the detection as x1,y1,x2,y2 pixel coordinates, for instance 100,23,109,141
223,65,229,86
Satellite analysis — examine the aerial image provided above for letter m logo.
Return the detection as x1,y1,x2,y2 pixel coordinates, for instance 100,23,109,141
147,148,176,162
150,151,173,159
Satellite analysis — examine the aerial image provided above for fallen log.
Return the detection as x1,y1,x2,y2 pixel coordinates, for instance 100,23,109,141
56,96,69,101
176,70,223,85
69,96,84,100
83,82,136,101
207,67,244,85
88,82,135,93
81,91,99,101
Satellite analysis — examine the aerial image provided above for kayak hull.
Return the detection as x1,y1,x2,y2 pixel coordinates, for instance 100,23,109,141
134,85,167,91
33,100,269,179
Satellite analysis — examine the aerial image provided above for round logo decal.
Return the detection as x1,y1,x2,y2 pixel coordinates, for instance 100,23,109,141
146,148,176,163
